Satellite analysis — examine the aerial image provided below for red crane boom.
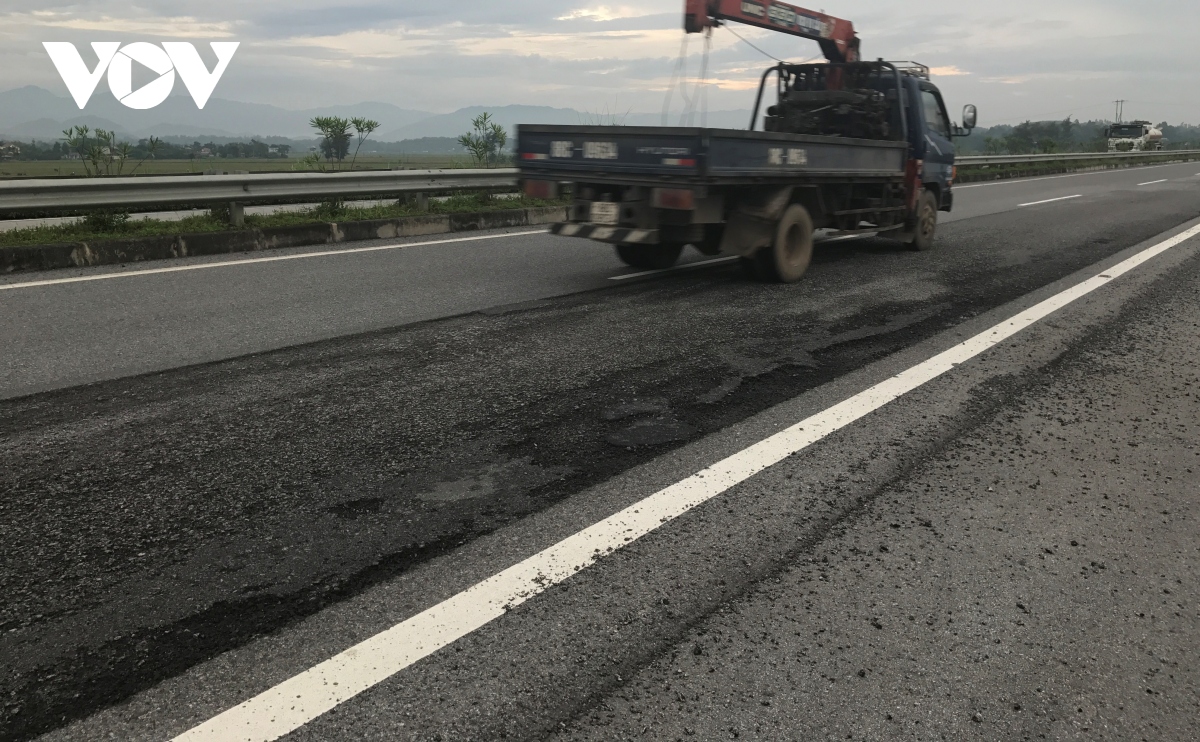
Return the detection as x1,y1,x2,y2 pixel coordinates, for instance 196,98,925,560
683,0,860,63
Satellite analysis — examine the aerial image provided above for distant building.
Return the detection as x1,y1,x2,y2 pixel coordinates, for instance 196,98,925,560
0,142,20,160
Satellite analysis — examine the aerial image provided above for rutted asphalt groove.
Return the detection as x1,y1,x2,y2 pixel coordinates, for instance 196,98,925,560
548,249,1200,742
1,189,1198,740
288,254,1200,742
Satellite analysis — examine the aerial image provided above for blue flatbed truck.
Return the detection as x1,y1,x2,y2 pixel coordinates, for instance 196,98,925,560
518,59,977,282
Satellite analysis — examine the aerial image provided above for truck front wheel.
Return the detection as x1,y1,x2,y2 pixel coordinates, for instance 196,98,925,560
615,243,683,270
754,204,814,283
906,191,939,252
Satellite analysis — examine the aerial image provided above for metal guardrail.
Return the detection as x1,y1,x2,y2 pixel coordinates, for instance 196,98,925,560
957,150,1200,166
0,168,520,217
3,148,1199,219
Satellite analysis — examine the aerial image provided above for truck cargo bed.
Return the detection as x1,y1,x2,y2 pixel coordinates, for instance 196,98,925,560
518,125,907,185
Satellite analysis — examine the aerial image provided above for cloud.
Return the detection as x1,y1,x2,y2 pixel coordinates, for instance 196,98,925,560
3,10,236,38
556,6,659,22
2,0,1198,126
930,66,968,77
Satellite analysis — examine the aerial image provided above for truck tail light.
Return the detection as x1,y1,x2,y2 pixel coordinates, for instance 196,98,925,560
651,187,695,210
523,179,558,199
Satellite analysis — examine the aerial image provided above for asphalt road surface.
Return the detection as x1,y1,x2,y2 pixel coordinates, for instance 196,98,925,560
2,160,1199,741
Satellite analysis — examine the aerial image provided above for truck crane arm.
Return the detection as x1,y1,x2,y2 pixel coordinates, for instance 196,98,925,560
684,0,860,63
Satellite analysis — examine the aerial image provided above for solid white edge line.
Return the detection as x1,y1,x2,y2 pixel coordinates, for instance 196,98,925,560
608,256,738,281
173,222,1200,742
1018,195,1082,208
1138,179,1168,186
0,230,551,292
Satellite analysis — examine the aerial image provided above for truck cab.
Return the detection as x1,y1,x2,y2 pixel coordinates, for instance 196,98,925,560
904,66,961,212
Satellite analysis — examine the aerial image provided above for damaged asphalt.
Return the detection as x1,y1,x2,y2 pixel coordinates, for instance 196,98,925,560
3,174,1200,741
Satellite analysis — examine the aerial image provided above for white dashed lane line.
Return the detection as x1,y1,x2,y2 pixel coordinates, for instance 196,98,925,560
0,230,551,292
1019,195,1082,208
1139,179,1169,186
170,223,1200,742
608,256,738,281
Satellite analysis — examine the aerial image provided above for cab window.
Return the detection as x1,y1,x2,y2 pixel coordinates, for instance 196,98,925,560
921,90,950,138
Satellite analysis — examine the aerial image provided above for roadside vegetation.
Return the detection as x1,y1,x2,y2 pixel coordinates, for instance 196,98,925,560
0,193,567,248
957,119,1200,155
298,116,381,172
957,150,1200,183
0,154,480,178
457,112,510,168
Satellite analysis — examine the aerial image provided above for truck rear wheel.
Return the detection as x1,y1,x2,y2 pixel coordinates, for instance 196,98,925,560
906,191,939,252
753,204,814,283
615,243,683,270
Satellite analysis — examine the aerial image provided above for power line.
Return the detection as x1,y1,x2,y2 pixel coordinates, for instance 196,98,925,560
661,33,690,126
724,25,785,63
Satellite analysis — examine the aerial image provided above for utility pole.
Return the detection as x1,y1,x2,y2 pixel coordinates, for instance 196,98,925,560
1114,100,1126,123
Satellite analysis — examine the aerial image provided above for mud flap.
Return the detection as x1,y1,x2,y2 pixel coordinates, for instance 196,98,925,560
719,212,776,257
718,186,794,257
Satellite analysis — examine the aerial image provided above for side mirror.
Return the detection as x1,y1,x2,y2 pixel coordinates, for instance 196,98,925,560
962,104,978,130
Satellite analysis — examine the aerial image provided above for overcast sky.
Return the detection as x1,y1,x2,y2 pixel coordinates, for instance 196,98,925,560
3,0,1198,125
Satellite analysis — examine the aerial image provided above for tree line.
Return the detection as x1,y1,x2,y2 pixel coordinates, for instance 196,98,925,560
3,137,291,161
958,119,1200,155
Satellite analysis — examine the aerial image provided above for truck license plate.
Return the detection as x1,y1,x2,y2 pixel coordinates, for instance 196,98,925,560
590,202,620,225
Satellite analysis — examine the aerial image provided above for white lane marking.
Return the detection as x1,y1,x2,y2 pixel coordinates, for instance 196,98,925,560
820,233,875,243
608,256,738,281
1019,195,1082,208
1139,179,1168,186
956,160,1197,189
0,230,551,292
174,222,1200,742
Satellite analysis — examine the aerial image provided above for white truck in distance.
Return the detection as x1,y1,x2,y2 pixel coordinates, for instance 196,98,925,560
1107,121,1163,152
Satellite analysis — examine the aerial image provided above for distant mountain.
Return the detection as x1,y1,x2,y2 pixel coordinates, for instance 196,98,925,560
380,105,753,140
0,86,435,140
378,105,582,140
0,86,756,146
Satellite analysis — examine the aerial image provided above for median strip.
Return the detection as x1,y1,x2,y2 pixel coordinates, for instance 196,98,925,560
0,204,566,276
170,222,1200,742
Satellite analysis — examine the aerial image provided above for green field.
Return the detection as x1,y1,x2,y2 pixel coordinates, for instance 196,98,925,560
0,154,485,179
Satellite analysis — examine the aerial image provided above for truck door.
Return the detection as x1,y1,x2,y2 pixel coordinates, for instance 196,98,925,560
918,84,955,210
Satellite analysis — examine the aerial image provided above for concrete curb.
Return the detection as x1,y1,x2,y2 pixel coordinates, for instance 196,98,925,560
0,206,568,275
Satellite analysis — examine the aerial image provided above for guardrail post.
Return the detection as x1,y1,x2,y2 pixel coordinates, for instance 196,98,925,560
228,201,245,227
400,192,428,211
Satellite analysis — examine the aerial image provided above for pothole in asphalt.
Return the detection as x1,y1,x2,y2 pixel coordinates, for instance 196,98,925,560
416,458,569,504
324,496,385,519
602,398,669,421
606,420,699,448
